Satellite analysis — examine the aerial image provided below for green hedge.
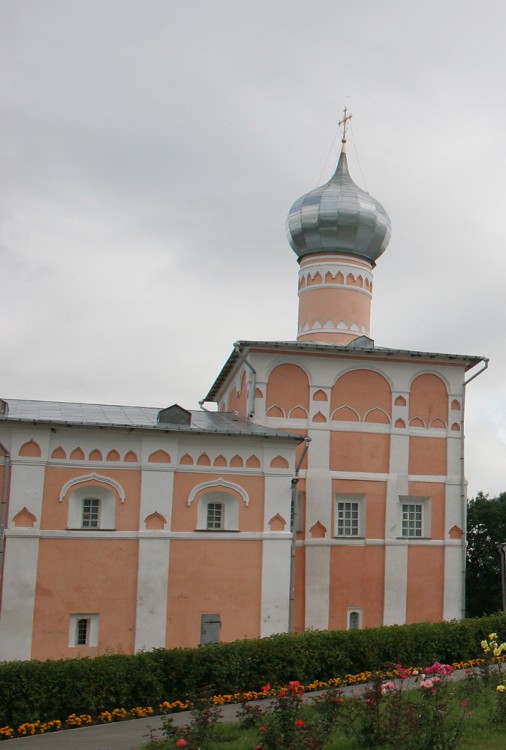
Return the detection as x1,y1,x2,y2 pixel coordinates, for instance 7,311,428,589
1,613,506,727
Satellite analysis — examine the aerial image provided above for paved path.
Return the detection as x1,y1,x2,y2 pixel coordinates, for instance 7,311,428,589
8,668,472,750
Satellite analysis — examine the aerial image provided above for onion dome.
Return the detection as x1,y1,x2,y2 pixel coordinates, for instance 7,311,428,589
286,148,391,264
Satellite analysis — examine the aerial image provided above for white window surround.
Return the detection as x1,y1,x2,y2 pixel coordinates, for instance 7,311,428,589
399,496,431,539
335,494,365,538
197,492,239,531
67,486,116,529
60,474,125,530
69,614,99,647
347,608,363,630
187,478,249,507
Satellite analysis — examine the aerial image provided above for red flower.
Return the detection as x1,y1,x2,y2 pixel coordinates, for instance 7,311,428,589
259,726,267,733
461,699,469,707
175,740,187,748
289,680,301,687
261,683,271,693
279,690,287,697
295,719,305,727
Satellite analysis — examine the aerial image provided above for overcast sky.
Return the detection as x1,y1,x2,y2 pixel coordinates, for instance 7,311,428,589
1,0,505,498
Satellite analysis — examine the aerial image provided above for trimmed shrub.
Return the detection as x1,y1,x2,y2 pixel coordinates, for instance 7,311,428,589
0,613,505,726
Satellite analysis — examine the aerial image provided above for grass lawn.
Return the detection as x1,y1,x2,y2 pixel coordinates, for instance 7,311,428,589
141,676,506,749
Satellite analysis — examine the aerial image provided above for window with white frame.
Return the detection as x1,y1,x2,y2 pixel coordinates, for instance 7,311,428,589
206,502,224,530
399,496,431,538
69,614,99,647
197,492,239,531
347,608,363,630
335,494,365,537
67,486,115,529
82,497,100,528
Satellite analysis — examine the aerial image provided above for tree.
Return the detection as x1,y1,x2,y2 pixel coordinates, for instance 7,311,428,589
466,491,506,617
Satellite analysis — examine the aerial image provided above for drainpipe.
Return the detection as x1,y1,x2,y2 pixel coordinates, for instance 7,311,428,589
0,440,11,610
288,437,311,633
233,343,257,419
461,358,489,617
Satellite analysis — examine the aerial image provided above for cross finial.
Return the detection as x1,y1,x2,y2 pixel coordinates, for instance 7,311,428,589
338,106,353,145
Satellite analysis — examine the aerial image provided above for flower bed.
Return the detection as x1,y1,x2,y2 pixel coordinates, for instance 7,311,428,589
0,655,501,740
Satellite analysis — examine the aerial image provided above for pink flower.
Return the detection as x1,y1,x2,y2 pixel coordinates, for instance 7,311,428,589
295,719,305,727
461,699,469,707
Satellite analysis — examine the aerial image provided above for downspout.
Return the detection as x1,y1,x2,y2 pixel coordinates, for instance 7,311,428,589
0,440,11,611
461,358,489,617
233,343,257,419
288,436,311,633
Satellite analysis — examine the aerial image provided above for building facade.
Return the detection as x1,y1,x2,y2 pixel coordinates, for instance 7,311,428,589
0,134,486,660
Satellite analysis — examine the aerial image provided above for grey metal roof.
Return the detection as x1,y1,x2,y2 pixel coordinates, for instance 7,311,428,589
0,399,302,441
286,149,391,263
204,340,487,402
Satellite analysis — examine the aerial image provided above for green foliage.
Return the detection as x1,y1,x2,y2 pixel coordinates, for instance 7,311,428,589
466,491,506,617
2,613,506,727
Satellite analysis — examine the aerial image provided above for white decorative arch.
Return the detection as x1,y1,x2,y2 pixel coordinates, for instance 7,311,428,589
58,473,126,503
187,478,249,507
330,404,361,421
332,365,394,390
408,370,451,391
363,407,391,424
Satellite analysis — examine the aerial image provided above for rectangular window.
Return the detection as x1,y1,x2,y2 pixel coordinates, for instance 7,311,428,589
401,503,422,537
82,497,100,528
206,502,223,530
69,614,99,647
335,494,364,537
337,501,359,536
76,618,89,646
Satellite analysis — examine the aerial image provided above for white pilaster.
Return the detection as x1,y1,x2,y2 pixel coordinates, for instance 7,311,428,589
305,541,330,630
443,543,464,620
0,535,39,660
139,469,174,528
135,537,170,651
260,537,291,636
383,543,408,625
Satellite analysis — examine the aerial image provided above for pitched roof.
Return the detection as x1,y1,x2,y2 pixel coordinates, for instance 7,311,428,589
0,399,301,441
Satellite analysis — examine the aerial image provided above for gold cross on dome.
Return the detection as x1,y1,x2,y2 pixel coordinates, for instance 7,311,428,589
338,106,353,144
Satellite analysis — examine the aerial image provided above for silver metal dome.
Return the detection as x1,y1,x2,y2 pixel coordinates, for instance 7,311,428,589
286,149,391,264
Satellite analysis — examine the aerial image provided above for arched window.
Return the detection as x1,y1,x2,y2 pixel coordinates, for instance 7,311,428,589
347,608,363,630
197,492,239,531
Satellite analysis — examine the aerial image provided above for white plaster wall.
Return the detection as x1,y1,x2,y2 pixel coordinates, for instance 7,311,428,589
305,542,330,630
135,537,170,651
260,537,291,636
0,536,39,660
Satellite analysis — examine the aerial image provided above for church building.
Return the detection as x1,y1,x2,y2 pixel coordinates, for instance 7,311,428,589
0,120,486,660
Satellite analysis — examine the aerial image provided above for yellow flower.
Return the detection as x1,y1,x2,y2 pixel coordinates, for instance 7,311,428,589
497,685,506,692
489,633,498,640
